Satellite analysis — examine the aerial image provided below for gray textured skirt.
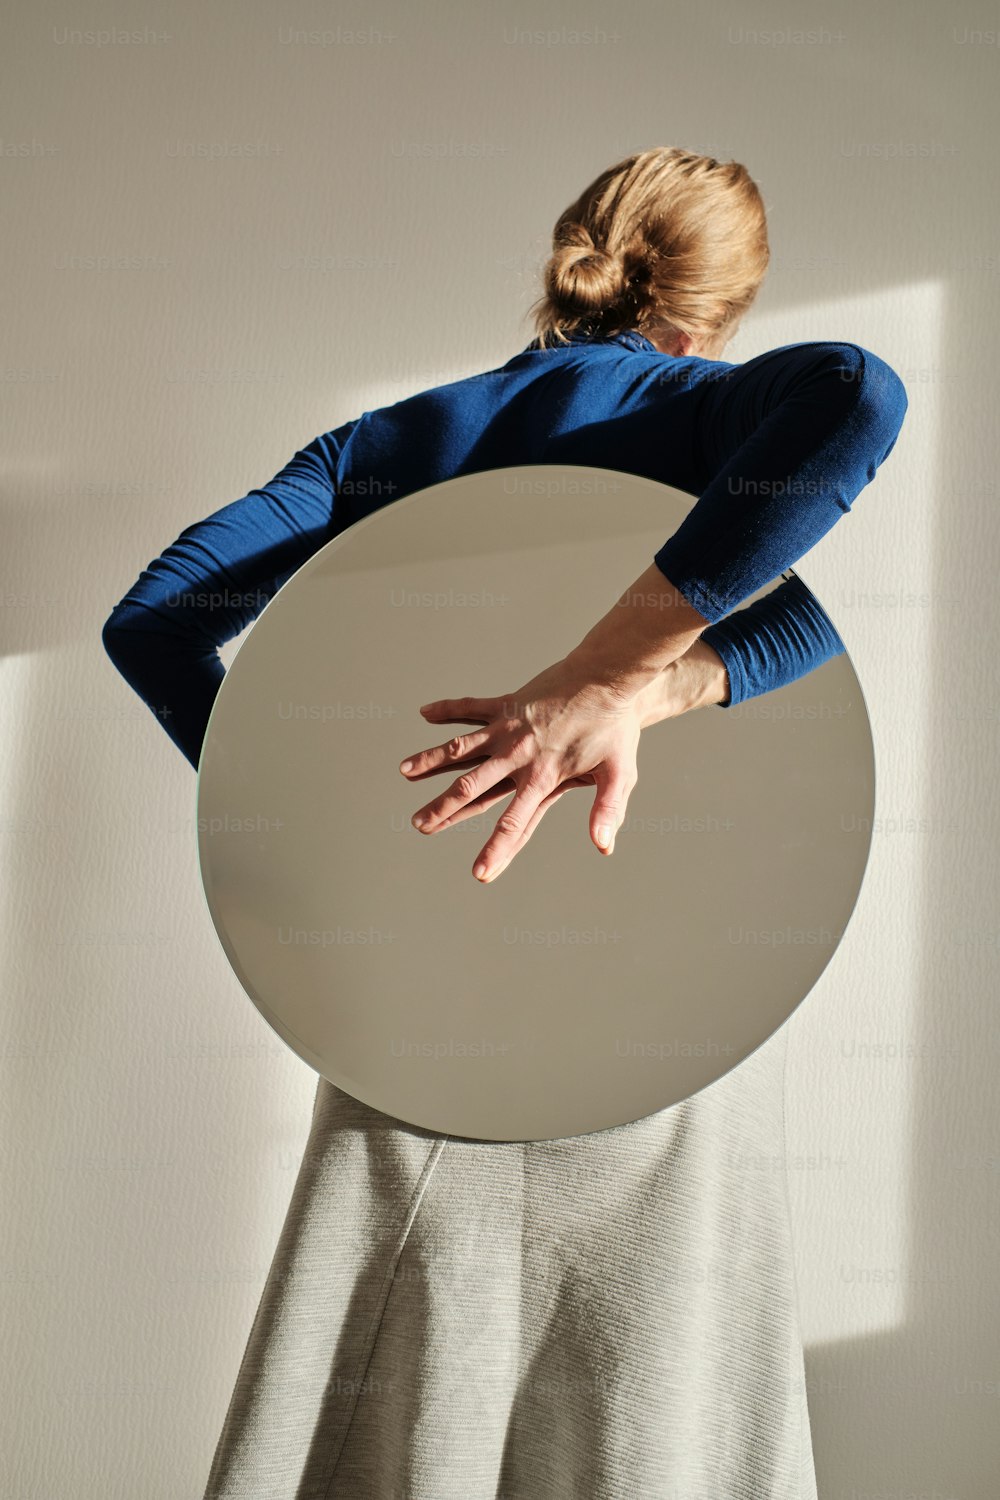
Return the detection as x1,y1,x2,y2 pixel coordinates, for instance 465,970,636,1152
201,1024,816,1499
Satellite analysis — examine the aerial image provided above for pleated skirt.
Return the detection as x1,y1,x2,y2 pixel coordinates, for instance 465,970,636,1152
201,1023,817,1499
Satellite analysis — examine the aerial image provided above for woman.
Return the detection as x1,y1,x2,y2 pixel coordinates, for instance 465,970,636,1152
103,148,907,1498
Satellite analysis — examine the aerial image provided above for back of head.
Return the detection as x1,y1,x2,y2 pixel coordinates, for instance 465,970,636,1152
528,146,769,357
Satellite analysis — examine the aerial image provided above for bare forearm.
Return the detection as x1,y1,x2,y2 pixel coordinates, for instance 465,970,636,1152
567,561,853,721
566,561,713,695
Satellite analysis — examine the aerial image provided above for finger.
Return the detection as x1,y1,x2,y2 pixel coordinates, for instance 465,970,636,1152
420,709,492,727
472,779,584,881
589,757,637,856
399,726,495,781
400,753,490,785
418,695,500,723
411,749,522,834
431,777,517,829
471,772,552,883
434,773,593,832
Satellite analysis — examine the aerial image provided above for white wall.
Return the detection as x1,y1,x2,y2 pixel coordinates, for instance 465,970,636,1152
3,1,998,1494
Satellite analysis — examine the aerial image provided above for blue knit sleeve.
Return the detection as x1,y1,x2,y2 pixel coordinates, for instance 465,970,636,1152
699,571,846,707
101,422,359,771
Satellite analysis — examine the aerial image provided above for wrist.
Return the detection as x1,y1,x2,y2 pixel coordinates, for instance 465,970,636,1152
634,640,732,727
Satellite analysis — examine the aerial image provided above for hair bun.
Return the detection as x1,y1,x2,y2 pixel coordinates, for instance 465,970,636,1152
548,224,628,316
529,147,769,350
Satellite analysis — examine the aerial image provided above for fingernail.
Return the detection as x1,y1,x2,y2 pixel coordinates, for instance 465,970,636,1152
413,814,430,830
596,825,611,847
400,759,413,772
473,861,488,880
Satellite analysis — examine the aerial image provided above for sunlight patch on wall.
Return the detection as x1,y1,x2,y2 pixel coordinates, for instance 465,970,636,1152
772,278,943,1342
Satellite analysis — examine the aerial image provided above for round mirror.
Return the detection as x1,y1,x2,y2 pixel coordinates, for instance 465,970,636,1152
196,465,874,1141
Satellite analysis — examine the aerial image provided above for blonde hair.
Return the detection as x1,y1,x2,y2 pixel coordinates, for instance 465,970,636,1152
528,147,769,356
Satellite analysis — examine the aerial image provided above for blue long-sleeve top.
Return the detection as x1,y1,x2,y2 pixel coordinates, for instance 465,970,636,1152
102,329,906,771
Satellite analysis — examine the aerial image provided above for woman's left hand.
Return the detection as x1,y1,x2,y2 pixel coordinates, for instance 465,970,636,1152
398,655,646,884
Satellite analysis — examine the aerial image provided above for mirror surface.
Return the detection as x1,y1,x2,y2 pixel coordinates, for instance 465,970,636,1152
197,465,874,1141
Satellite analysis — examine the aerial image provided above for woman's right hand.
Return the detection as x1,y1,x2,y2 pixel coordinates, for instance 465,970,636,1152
399,640,730,873
401,654,645,882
